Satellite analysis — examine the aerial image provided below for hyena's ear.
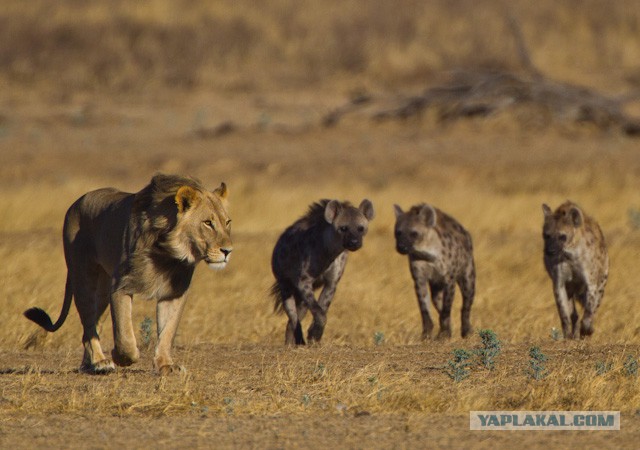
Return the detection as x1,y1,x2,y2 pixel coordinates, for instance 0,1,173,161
393,204,404,219
176,186,200,213
359,199,375,221
324,200,341,224
542,204,552,217
213,182,229,207
419,204,437,228
569,205,583,227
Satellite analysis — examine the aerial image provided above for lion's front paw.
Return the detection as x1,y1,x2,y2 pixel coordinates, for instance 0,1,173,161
80,359,116,375
158,364,186,376
112,348,140,367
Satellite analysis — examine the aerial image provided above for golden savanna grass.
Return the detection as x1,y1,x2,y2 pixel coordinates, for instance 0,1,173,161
2,1,640,447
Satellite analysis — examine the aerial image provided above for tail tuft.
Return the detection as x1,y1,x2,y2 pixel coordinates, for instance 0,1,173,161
270,282,285,313
24,308,56,331
24,273,73,332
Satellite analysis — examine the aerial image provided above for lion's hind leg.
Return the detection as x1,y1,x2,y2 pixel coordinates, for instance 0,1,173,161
73,263,115,374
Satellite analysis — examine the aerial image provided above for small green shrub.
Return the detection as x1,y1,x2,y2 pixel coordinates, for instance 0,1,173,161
139,317,153,348
595,361,612,376
474,329,501,370
445,349,473,382
527,346,548,380
624,355,638,377
373,331,385,346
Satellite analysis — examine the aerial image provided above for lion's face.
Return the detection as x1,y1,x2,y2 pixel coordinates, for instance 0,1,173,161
394,204,441,261
542,201,584,258
168,183,232,269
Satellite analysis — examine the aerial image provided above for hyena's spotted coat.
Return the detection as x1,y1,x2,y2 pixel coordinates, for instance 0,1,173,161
271,199,375,345
394,203,475,339
542,201,609,339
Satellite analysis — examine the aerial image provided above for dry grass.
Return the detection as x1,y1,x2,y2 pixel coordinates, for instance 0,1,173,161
2,343,640,419
2,0,640,93
2,1,640,447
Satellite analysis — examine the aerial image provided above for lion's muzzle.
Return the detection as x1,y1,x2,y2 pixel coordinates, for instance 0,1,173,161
205,247,232,271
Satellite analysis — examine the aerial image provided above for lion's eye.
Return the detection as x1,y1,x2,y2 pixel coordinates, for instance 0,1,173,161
226,219,232,228
204,220,214,229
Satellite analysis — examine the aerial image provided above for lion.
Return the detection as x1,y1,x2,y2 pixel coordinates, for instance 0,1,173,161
24,174,232,375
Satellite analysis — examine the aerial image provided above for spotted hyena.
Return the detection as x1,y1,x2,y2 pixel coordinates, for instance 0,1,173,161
394,203,475,339
542,201,609,339
271,199,375,345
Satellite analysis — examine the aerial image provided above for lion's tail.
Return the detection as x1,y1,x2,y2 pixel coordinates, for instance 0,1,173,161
24,273,73,332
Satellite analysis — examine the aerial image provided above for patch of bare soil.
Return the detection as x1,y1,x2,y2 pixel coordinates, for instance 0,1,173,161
1,344,638,449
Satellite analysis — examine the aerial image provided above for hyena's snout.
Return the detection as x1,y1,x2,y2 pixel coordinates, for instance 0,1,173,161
344,236,362,251
396,242,410,255
394,233,411,255
543,239,563,257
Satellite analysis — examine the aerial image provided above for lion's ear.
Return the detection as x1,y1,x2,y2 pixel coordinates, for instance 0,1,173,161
175,186,200,213
213,182,229,208
213,182,228,200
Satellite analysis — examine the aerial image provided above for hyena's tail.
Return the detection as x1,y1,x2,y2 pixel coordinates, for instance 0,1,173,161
270,282,286,314
24,273,73,332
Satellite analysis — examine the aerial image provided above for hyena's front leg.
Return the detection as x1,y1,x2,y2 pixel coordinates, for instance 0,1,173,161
458,269,475,338
437,282,455,339
411,262,434,339
309,263,345,342
282,295,305,345
553,281,574,339
570,299,579,338
308,283,337,343
580,288,602,338
415,280,435,339
296,281,325,344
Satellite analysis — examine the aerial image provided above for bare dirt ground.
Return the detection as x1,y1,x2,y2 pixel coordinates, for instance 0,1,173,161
3,1,640,448
3,344,640,449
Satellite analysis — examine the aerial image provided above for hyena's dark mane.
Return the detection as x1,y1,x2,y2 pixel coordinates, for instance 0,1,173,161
292,199,331,231
292,199,355,231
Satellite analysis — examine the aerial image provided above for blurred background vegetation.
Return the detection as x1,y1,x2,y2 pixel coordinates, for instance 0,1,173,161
2,0,639,95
